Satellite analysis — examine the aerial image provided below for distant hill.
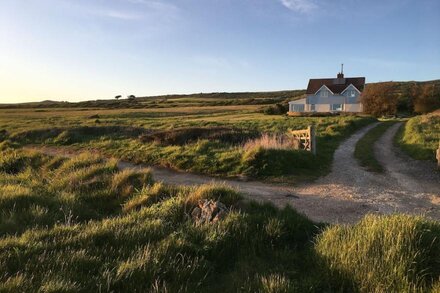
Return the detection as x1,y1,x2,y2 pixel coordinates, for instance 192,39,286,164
0,80,438,110
0,90,307,109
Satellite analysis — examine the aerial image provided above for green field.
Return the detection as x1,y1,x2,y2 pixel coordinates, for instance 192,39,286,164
0,104,375,182
396,112,440,162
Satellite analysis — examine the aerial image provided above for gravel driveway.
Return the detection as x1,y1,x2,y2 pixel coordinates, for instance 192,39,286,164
27,122,439,224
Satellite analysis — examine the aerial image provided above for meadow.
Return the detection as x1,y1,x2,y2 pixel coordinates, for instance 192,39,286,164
0,149,439,292
0,102,375,182
1,99,440,291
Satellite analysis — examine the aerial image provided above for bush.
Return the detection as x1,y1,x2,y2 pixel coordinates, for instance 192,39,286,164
315,214,440,292
362,82,398,117
263,103,288,115
414,84,440,114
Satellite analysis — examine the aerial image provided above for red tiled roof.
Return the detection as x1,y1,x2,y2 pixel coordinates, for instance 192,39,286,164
306,77,366,94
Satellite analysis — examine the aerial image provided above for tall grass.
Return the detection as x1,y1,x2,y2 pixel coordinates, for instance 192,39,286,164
243,133,297,151
396,113,440,161
0,150,152,236
316,214,440,292
0,149,439,291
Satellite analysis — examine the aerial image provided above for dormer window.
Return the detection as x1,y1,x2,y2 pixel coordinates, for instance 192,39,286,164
321,90,328,97
350,90,356,97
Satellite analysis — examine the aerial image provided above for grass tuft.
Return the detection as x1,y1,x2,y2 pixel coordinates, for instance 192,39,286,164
111,168,153,197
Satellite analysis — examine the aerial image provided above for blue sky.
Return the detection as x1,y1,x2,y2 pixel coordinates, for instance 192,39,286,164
0,0,439,103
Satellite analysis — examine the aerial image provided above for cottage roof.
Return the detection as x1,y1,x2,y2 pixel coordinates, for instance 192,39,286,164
306,77,365,95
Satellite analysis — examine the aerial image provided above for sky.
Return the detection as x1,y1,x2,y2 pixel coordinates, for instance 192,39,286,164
0,0,439,103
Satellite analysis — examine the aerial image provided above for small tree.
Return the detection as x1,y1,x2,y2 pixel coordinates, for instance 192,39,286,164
127,95,136,100
361,82,398,117
115,95,122,100
413,84,440,113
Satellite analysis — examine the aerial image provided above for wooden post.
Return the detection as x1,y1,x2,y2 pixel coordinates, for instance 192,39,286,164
436,141,440,169
309,125,316,155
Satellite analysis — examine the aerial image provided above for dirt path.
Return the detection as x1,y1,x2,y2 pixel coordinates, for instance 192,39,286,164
26,123,439,224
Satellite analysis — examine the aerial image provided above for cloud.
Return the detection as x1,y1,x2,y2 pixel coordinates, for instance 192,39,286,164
104,11,142,20
279,0,318,14
57,0,180,22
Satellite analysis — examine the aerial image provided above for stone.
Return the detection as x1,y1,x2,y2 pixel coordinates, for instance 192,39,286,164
191,199,228,224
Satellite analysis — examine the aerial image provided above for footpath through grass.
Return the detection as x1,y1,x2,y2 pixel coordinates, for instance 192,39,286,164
354,121,396,172
1,149,440,292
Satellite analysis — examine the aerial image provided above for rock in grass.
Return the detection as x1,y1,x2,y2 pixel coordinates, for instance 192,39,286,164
191,199,228,224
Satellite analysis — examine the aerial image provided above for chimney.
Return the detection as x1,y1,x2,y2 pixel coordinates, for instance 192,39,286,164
334,64,346,84
337,63,344,79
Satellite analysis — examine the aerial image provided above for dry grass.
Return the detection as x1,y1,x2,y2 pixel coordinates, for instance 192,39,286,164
244,133,298,151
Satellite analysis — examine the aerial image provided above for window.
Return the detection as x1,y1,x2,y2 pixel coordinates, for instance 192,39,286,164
331,104,343,111
350,90,356,97
321,90,328,97
293,104,305,112
310,104,316,111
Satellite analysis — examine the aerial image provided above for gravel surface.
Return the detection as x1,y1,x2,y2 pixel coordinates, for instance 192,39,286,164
27,123,439,224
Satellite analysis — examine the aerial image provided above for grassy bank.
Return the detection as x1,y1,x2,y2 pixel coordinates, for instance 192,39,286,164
354,121,396,172
1,150,440,292
396,112,440,161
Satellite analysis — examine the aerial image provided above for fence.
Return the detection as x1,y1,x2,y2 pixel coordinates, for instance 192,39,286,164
288,125,316,155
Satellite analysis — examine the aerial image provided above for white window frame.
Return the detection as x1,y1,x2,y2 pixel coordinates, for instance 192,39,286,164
330,104,343,111
293,104,305,112
321,90,328,97
310,104,316,112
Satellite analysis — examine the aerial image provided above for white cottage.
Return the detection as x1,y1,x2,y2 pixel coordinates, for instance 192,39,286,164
289,69,365,113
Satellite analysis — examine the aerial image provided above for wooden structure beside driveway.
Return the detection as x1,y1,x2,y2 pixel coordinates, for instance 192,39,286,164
288,125,316,155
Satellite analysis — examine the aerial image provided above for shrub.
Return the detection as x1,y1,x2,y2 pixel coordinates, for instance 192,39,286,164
315,214,440,292
414,83,440,114
362,82,398,116
263,103,288,115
